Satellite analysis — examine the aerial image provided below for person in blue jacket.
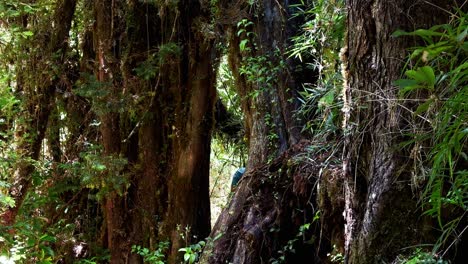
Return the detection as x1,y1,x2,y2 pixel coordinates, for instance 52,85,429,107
231,167,246,190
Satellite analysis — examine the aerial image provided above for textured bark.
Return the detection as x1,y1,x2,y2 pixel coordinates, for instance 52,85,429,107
342,1,456,263
202,140,341,264
0,0,77,226
119,3,166,262
203,1,320,263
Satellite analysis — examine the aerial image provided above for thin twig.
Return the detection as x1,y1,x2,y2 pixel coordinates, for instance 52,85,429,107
441,212,467,258
423,1,455,17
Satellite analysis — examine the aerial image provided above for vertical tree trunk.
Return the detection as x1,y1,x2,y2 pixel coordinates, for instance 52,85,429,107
163,2,216,262
93,0,130,262
119,2,166,262
92,1,216,262
342,1,455,262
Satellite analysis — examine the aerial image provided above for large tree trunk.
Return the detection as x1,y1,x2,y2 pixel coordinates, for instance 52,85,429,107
93,1,128,261
162,2,216,262
203,140,341,264
342,1,456,263
0,0,77,227
206,1,464,263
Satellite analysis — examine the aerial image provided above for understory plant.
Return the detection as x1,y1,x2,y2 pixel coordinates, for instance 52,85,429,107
289,0,345,137
394,7,467,258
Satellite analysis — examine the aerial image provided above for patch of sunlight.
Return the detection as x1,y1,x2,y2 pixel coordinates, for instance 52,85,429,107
0,255,15,264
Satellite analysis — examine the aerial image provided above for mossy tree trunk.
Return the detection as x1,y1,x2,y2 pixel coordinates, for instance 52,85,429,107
202,1,323,263
92,1,216,263
223,0,303,168
93,0,130,261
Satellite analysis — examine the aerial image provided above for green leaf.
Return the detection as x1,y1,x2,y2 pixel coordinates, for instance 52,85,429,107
395,79,419,96
412,28,445,38
39,235,56,243
42,246,55,257
456,26,467,42
393,25,447,44
239,39,249,51
21,31,34,38
414,98,434,115
419,66,436,88
318,90,334,108
0,195,15,208
391,29,409,37
213,233,223,241
184,253,190,262
405,66,435,89
189,253,196,264
425,44,453,59
392,26,445,38
92,163,106,171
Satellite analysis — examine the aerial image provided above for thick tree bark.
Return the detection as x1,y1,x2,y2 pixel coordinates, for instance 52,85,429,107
206,1,464,263
342,1,456,263
202,139,342,264
0,0,77,226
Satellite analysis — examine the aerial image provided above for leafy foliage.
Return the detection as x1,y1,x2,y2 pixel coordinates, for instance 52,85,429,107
397,248,449,264
132,242,169,264
289,0,345,136
394,8,467,255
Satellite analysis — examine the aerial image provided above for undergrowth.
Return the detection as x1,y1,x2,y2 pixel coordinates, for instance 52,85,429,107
394,7,467,259
289,0,345,138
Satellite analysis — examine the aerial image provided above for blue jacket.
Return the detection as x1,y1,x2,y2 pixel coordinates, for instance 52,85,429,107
231,167,246,188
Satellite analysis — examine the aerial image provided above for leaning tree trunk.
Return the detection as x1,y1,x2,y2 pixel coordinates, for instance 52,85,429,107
0,0,77,227
202,1,328,263
342,1,456,263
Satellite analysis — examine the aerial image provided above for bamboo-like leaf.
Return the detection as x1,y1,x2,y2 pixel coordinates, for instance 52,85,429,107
405,66,435,89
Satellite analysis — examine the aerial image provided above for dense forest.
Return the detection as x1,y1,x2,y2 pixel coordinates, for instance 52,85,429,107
0,0,467,263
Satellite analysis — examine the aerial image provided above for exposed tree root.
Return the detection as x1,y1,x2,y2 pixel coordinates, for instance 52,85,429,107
201,140,345,263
